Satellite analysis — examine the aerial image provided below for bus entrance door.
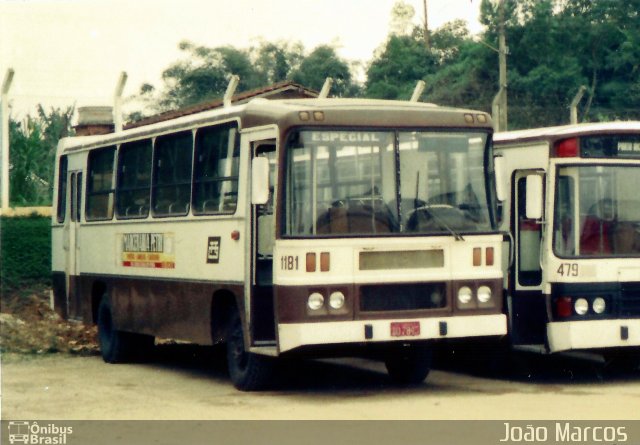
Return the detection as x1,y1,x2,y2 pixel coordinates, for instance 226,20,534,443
510,170,547,348
63,170,83,320
251,141,277,344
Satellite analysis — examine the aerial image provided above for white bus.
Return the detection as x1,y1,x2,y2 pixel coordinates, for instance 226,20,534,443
494,122,640,367
52,97,507,390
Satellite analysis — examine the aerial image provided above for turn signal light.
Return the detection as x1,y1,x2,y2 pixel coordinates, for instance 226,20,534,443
306,252,316,272
473,248,481,266
556,296,572,318
320,252,330,271
486,247,494,266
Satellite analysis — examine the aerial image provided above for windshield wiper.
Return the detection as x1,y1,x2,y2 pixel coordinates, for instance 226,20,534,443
414,205,465,241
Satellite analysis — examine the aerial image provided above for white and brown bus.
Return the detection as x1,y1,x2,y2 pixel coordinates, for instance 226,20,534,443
52,97,507,390
494,122,640,368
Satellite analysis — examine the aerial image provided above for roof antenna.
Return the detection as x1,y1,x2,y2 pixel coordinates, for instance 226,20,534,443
224,75,240,107
319,77,333,98
410,80,425,102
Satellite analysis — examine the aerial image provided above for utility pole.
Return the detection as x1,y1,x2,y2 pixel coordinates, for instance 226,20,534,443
423,0,430,48
497,0,508,131
1,68,15,211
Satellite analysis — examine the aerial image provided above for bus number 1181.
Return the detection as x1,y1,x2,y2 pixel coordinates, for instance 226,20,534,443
280,255,299,271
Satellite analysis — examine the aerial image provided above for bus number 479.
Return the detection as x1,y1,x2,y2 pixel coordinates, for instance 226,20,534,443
557,263,578,277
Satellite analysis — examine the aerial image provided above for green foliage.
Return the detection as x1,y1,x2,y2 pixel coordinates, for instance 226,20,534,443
143,39,289,111
9,106,74,206
291,45,356,97
366,35,436,100
364,0,640,128
0,215,52,291
133,40,359,115
127,1,640,129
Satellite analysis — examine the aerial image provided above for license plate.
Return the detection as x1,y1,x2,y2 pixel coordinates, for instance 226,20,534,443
390,321,420,337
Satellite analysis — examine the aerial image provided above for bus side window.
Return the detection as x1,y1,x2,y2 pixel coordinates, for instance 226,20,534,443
193,124,240,215
256,144,276,258
116,139,152,219
86,146,116,221
517,176,542,286
56,156,68,223
152,131,193,217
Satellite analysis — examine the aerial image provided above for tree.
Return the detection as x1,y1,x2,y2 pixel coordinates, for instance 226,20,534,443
152,41,263,111
252,40,305,86
290,45,358,97
365,35,435,100
389,0,416,37
9,106,74,206
128,40,359,118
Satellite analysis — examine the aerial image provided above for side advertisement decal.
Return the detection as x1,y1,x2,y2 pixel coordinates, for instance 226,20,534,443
120,232,175,269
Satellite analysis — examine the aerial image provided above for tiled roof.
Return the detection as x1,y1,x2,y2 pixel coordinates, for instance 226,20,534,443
124,81,318,129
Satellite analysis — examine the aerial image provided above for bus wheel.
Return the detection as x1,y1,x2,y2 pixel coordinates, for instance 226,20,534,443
98,297,155,363
97,297,129,363
226,310,274,391
384,343,432,385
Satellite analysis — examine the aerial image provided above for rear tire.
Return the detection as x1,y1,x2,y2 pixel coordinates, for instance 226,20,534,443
384,343,432,385
226,310,274,391
97,297,154,363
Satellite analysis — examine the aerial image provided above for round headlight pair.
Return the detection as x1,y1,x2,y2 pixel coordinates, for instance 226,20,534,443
307,291,345,310
457,286,492,304
575,297,606,315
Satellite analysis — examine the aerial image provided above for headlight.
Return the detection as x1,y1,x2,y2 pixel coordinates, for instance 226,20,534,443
457,286,473,304
477,286,492,303
574,298,589,315
308,292,324,310
329,291,345,309
430,290,444,306
592,297,606,314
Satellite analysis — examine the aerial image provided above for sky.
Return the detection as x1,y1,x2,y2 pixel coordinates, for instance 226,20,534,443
0,0,483,119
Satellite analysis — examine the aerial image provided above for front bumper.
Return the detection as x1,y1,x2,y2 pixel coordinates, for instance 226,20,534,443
277,313,507,353
547,319,640,352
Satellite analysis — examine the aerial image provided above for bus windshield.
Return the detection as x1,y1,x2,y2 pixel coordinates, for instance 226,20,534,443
554,165,640,257
284,129,492,237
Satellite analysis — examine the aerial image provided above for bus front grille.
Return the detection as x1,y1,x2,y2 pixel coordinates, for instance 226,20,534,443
359,283,447,312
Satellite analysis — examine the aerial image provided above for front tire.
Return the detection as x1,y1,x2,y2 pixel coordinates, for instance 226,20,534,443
384,343,432,385
226,310,274,391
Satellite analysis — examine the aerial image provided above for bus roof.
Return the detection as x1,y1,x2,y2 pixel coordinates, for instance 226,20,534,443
58,97,493,153
494,121,640,145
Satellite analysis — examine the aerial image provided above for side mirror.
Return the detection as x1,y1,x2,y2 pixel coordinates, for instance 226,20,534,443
493,156,506,202
251,157,270,205
526,174,543,220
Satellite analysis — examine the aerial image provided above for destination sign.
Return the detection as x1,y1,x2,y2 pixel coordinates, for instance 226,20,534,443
120,233,175,269
122,233,164,253
581,135,640,158
308,131,384,143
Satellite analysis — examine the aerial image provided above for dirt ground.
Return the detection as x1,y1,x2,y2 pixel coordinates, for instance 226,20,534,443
2,289,639,421
2,347,640,420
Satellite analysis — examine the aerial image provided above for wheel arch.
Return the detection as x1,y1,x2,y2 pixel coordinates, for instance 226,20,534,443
210,288,244,344
90,280,108,324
